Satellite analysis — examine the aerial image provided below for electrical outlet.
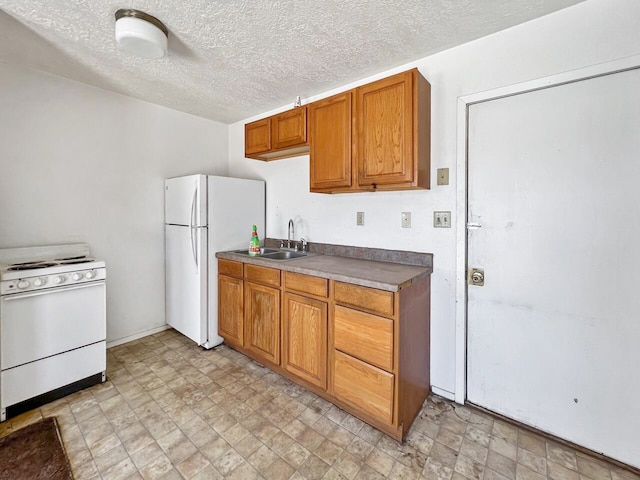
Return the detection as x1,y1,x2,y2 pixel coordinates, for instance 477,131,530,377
357,211,365,226
437,168,449,186
401,212,411,228
434,211,451,228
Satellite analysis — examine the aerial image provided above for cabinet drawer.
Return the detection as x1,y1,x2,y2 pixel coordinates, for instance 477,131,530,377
245,264,281,287
333,351,394,425
218,259,243,279
334,282,394,317
334,305,393,371
284,272,328,298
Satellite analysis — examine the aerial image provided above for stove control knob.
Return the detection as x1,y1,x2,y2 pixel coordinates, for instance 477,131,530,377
85,271,95,279
17,280,29,289
71,273,82,281
54,275,66,284
33,277,46,287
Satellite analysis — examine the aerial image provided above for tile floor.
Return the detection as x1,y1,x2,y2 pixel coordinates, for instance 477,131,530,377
0,328,637,480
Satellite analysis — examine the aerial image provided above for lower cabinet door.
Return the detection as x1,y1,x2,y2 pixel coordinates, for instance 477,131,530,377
218,274,244,346
245,281,280,365
283,292,327,388
333,350,394,424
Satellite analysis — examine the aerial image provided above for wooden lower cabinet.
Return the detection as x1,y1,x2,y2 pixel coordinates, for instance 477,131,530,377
218,275,244,347
217,259,430,441
244,281,280,365
330,278,431,440
282,292,327,389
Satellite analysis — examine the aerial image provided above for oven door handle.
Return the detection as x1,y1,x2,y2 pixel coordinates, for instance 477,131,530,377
1,282,105,301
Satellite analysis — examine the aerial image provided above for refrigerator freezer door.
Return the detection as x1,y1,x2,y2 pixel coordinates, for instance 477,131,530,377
165,175,207,227
165,224,208,345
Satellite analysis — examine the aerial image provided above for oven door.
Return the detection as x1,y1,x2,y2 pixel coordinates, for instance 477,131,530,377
0,281,106,370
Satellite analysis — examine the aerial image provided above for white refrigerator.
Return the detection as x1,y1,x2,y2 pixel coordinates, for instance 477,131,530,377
165,174,265,348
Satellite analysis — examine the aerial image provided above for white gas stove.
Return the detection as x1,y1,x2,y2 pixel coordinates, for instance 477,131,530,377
0,244,107,421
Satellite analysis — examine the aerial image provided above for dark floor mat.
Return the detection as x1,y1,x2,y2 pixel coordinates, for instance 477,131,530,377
0,417,72,480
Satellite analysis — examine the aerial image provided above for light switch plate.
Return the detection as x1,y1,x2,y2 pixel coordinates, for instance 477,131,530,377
437,168,449,186
401,212,411,228
434,211,451,228
357,212,365,226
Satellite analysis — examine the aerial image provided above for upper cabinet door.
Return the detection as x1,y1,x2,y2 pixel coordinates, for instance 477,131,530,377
245,118,271,155
272,107,307,150
309,91,353,191
356,70,415,187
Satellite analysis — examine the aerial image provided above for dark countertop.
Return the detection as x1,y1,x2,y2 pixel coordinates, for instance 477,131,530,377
216,245,432,292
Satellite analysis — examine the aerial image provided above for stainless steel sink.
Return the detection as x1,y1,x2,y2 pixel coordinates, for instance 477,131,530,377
232,248,280,256
230,248,307,261
262,251,307,260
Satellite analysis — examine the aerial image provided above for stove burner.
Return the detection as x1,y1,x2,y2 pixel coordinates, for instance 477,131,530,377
60,259,94,265
8,262,58,271
54,255,87,261
10,260,46,266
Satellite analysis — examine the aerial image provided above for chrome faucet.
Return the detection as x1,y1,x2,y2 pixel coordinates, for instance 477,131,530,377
298,237,308,253
287,219,294,249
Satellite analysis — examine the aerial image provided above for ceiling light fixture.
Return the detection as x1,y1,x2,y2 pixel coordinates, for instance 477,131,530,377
115,9,168,59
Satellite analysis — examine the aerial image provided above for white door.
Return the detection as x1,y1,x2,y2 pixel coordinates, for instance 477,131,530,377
165,174,207,226
467,67,640,468
165,224,207,345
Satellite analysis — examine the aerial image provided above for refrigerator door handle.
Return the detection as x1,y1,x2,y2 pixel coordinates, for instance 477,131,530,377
190,184,198,270
190,183,197,230
192,228,198,270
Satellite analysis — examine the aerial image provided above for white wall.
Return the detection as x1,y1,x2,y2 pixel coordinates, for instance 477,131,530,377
0,64,229,344
228,0,640,396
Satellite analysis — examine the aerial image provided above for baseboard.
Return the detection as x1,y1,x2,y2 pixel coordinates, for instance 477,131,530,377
431,386,456,401
106,325,171,348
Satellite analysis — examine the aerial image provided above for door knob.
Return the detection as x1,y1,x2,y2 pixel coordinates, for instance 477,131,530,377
468,268,485,286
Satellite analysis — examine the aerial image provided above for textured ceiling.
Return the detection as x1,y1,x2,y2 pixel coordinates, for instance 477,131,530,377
0,1,584,123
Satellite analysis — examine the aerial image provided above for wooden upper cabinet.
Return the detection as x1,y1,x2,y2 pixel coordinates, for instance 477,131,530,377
356,69,430,190
308,68,430,193
357,71,413,186
245,69,429,189
309,91,353,192
245,107,309,161
245,118,271,156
